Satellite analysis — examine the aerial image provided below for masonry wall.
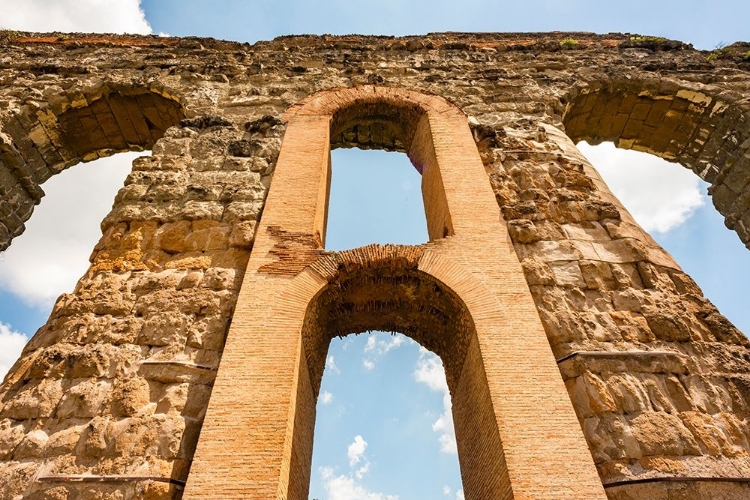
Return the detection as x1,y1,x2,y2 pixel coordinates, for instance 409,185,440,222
0,32,749,498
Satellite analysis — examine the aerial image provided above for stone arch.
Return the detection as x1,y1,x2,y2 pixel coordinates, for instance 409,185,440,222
473,77,750,497
0,80,267,498
0,82,185,250
561,78,750,249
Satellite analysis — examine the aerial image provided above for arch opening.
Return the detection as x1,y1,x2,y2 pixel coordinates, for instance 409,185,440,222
562,83,750,249
0,86,184,252
324,92,433,250
562,81,750,334
309,333,462,499
287,246,512,500
577,140,750,334
325,148,428,250
0,153,139,355
285,86,457,244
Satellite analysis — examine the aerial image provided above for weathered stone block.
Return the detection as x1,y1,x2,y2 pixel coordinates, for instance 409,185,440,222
110,378,152,417
2,379,65,419
57,379,111,418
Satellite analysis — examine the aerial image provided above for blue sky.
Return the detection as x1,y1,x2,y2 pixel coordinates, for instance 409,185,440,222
137,0,749,50
1,2,749,499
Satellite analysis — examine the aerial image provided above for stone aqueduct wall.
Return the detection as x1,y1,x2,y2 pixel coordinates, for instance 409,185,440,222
0,31,747,499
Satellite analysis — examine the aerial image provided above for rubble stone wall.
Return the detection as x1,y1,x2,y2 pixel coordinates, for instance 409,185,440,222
0,31,748,499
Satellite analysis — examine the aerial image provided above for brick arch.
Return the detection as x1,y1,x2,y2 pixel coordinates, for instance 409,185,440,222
185,85,607,500
562,79,750,249
285,84,463,168
302,245,474,393
259,244,514,500
284,84,462,121
0,82,184,250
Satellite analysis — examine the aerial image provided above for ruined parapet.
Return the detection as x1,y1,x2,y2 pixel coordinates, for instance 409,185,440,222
0,31,748,499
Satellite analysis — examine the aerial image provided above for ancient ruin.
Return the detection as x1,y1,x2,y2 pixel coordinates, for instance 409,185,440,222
0,31,749,499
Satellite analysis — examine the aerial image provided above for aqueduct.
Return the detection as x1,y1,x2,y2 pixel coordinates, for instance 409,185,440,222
0,31,749,499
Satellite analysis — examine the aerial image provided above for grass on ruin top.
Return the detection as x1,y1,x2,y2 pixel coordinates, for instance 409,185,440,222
629,35,667,43
560,38,579,48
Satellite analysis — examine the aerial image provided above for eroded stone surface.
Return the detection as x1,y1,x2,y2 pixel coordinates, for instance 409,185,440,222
0,31,749,499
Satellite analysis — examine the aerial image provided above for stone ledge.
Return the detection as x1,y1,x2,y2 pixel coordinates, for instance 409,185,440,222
558,350,691,378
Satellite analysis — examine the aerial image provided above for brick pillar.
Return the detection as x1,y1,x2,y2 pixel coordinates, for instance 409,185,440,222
183,115,331,499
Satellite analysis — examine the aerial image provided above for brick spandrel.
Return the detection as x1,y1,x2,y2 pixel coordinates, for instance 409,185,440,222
0,31,747,499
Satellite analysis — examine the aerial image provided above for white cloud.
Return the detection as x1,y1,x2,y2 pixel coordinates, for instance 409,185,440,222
361,333,405,371
578,142,706,234
354,461,370,480
413,349,457,454
347,435,372,479
433,392,457,454
443,485,451,496
347,435,367,467
0,154,136,310
413,347,448,392
0,322,28,381
364,333,404,355
0,0,152,34
320,467,399,500
456,490,464,500
326,355,341,375
364,336,377,352
318,435,396,500
320,390,334,405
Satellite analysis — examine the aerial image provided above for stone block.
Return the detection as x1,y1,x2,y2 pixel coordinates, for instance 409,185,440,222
110,378,152,417
629,412,702,456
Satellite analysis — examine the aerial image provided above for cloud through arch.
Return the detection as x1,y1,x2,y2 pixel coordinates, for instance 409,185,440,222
578,141,706,234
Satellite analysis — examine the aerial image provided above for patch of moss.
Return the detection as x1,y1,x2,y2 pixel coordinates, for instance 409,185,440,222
620,35,688,51
629,35,666,43
706,46,732,62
